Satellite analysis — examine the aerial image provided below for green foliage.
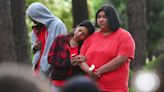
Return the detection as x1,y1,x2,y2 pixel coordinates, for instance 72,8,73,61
147,0,164,55
93,0,104,12
143,58,158,70
143,53,164,70
129,87,136,92
87,0,95,23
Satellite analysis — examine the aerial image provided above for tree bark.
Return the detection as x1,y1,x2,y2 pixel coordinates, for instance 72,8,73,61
127,0,147,70
11,0,31,64
0,0,16,63
72,0,89,27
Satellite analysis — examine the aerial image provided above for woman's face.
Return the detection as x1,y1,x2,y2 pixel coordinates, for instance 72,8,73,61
97,11,108,29
73,26,89,41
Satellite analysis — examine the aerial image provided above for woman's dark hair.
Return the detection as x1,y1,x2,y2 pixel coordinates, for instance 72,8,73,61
77,20,95,36
95,5,121,31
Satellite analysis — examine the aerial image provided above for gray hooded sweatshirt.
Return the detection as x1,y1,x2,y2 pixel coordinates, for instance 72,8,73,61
26,2,67,76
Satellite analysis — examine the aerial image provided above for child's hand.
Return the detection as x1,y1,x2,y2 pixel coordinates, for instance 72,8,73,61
71,55,86,66
70,54,78,66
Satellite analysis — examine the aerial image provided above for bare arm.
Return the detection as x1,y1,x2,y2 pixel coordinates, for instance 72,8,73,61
71,55,100,78
79,62,91,74
71,55,91,74
96,55,129,75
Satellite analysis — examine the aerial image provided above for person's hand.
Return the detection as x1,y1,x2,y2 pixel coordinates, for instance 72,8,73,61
93,69,101,78
33,40,42,53
71,55,79,66
88,69,101,80
91,67,104,80
70,55,86,66
76,55,86,63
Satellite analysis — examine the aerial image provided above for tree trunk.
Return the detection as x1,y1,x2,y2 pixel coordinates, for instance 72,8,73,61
72,0,89,27
0,0,16,63
127,0,147,70
11,0,31,64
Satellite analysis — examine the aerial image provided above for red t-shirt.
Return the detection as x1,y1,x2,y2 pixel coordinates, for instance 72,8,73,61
80,28,135,92
33,26,47,76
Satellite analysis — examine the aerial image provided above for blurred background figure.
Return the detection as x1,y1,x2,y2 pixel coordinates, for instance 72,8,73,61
60,76,100,92
0,62,51,92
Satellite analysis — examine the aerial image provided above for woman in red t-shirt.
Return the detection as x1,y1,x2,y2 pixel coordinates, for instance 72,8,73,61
73,5,135,92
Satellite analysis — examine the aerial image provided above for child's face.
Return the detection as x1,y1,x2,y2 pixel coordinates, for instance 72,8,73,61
73,26,89,41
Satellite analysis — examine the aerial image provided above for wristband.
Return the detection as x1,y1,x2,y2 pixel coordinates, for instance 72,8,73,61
88,64,95,72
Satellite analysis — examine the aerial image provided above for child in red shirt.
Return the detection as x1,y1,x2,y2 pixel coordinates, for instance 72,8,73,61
48,20,95,92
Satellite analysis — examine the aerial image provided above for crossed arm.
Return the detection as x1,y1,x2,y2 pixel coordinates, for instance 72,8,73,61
71,55,129,79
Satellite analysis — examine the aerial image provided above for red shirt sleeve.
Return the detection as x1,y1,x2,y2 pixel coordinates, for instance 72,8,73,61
118,32,135,60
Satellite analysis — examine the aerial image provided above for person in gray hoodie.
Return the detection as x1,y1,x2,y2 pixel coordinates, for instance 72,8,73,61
26,2,67,78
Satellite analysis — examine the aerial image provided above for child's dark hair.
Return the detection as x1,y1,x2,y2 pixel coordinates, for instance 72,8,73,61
77,20,95,35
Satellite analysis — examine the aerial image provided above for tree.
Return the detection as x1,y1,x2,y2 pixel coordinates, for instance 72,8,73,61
0,0,16,63
0,0,30,64
104,0,128,29
127,0,147,70
72,0,89,27
11,0,31,64
147,0,164,58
